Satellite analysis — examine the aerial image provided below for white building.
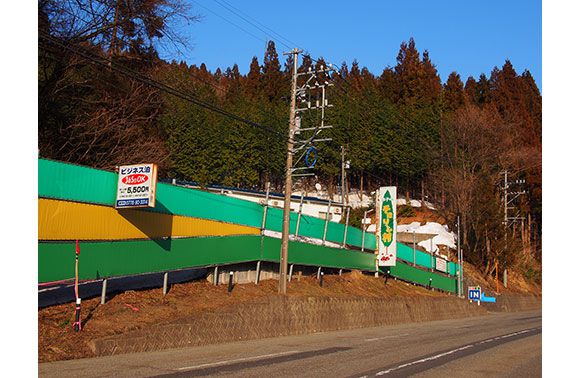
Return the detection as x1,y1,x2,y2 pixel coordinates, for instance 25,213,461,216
172,182,346,222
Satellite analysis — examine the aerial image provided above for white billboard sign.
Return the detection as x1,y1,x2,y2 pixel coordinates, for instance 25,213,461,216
376,186,397,266
115,163,158,208
435,257,447,273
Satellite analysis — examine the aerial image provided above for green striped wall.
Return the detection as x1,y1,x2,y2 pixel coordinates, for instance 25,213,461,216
384,262,457,293
39,159,375,250
397,241,458,275
38,235,376,283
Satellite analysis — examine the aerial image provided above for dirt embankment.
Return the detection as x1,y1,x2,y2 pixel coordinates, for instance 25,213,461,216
39,271,540,363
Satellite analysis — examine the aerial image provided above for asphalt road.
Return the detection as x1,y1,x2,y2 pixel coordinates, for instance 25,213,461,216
39,310,541,378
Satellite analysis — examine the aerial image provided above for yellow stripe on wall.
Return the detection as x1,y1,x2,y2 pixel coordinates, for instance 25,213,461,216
39,198,261,241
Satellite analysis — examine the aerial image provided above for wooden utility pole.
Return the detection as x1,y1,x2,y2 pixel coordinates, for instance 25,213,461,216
341,145,346,206
278,48,301,295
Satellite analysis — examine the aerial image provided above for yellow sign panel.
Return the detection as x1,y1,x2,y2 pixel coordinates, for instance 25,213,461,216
39,198,260,240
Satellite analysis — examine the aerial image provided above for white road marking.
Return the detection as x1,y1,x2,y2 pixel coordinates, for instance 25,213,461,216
375,345,474,375
176,350,299,371
365,334,409,342
373,328,537,376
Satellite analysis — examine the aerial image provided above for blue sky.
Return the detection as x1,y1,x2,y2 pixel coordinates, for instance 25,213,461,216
169,0,541,90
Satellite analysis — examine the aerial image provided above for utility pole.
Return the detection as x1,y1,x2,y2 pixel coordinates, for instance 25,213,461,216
278,48,301,295
500,170,527,289
279,49,335,294
457,215,462,298
341,145,346,206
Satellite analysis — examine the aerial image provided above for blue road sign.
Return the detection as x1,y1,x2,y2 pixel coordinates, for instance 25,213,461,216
468,287,481,301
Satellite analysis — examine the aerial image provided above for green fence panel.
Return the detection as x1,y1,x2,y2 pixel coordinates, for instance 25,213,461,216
265,207,375,251
38,236,264,283
416,251,433,268
384,262,457,293
396,243,414,262
39,159,118,206
39,235,376,283
261,237,376,271
397,242,434,270
449,262,458,276
395,242,458,276
39,159,372,249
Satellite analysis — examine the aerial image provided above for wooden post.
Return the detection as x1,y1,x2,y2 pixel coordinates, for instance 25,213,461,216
495,261,499,293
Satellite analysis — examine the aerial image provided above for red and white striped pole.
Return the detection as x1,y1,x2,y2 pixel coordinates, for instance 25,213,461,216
73,240,82,332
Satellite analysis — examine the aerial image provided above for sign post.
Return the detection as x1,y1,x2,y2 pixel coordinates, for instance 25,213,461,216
376,187,397,267
115,163,158,208
468,285,482,306
73,240,81,332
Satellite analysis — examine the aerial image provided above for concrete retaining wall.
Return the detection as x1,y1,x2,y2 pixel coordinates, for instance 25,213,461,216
90,294,540,357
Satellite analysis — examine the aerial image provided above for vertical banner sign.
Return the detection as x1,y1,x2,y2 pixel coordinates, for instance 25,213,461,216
115,163,158,208
377,186,397,266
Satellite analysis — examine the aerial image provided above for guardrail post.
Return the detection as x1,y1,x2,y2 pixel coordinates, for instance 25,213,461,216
322,199,331,245
295,192,304,237
339,269,343,276
163,272,169,296
261,182,271,234
213,266,219,285
342,206,350,248
228,271,234,293
255,261,261,284
317,266,322,280
430,237,434,272
288,264,294,282
361,210,368,251
413,231,416,266
319,271,324,287
100,279,107,305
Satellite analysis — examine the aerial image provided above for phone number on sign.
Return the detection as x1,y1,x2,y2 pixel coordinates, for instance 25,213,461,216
116,199,149,207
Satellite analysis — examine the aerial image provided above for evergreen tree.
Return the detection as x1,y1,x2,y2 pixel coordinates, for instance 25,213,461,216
245,56,261,97
262,41,284,102
443,72,465,111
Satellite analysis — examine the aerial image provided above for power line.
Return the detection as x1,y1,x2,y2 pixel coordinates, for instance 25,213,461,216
211,0,300,51
191,0,268,46
39,32,287,142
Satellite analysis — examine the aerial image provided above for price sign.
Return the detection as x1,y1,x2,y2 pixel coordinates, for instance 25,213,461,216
115,163,158,208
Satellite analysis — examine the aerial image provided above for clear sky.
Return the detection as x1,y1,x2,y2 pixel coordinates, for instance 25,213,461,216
171,0,542,90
